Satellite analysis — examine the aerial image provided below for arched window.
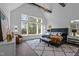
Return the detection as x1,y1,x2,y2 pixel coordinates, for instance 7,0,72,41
21,14,42,35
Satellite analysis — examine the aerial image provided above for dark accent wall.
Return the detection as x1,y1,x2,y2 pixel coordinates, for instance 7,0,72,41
0,12,3,41
51,28,68,34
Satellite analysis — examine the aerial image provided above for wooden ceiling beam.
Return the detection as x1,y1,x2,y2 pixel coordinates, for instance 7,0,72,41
29,3,52,13
59,3,66,7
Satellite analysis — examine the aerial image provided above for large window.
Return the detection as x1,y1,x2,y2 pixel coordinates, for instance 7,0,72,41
21,14,42,35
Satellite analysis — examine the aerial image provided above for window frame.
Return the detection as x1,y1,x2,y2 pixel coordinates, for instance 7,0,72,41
20,15,42,36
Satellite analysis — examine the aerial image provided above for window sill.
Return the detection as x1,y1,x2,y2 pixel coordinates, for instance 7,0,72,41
21,34,42,36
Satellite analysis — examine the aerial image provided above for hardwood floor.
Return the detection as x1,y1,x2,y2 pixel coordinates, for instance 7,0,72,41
16,41,38,56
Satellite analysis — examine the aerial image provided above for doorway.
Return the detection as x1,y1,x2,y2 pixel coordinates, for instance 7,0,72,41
0,13,3,41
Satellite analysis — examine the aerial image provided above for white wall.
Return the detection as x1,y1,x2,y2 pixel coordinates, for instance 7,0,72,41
0,4,10,40
11,3,48,40
44,3,79,28
0,3,23,39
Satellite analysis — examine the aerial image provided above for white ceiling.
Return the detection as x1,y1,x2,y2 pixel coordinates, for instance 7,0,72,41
0,3,53,12
0,3,23,11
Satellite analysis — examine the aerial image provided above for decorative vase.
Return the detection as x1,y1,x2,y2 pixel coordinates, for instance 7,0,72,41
6,34,12,42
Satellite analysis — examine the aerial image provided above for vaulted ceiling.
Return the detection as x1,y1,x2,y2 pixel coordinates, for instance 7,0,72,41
0,3,53,12
0,3,23,11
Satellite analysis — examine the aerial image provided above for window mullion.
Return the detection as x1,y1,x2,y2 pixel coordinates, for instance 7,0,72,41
41,19,42,34
21,15,42,35
27,16,29,35
41,24,42,34
37,24,38,35
27,23,28,35
36,18,38,35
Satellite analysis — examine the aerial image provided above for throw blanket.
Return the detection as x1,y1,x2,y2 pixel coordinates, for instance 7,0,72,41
50,35,63,44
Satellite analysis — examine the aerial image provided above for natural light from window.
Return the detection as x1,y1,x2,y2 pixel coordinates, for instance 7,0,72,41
21,14,42,35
